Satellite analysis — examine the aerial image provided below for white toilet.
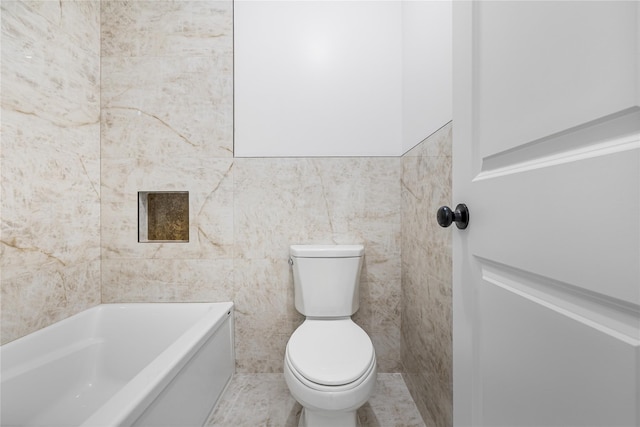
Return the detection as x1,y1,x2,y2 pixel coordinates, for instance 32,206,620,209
284,244,377,427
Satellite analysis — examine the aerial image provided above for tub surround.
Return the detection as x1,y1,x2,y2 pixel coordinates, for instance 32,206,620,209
99,0,235,263
0,0,101,344
98,0,238,356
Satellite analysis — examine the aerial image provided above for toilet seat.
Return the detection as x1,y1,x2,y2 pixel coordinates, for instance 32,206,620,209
286,319,375,388
285,351,376,393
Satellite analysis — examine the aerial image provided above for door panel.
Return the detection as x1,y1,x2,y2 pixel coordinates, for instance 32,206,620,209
453,1,640,425
474,1,638,158
474,147,639,303
479,279,638,426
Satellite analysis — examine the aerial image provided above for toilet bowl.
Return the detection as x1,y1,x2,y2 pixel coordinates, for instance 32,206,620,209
284,319,377,426
285,245,377,427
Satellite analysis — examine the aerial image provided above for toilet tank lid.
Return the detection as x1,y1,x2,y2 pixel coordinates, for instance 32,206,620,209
290,244,364,258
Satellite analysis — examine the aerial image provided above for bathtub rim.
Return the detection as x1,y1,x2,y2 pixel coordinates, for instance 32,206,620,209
80,301,234,427
1,302,234,427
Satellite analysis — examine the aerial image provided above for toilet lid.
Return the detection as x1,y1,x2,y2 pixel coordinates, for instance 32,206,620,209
287,319,375,386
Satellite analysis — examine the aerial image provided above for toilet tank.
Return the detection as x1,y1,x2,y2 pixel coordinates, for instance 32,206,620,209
289,244,364,318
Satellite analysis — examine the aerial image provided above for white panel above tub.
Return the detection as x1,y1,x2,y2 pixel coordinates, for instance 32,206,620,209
234,0,403,157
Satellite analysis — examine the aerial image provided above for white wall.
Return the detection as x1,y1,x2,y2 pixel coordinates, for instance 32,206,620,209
401,0,452,154
234,0,452,157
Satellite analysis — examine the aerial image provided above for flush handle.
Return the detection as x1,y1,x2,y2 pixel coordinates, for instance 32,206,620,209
437,204,469,230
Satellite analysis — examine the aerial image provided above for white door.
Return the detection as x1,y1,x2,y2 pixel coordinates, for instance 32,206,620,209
452,1,640,426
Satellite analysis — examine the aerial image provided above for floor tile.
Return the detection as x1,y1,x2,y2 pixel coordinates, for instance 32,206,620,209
207,373,425,427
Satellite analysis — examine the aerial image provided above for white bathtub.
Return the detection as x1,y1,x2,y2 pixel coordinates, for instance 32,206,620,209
0,302,234,427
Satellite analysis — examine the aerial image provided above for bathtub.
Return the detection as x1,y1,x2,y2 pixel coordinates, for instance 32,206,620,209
0,302,234,427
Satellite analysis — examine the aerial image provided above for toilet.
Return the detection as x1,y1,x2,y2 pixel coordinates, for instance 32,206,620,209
284,244,377,427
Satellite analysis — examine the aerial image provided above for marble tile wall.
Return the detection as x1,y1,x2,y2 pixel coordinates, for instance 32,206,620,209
99,0,403,373
0,1,101,344
233,158,401,372
400,122,453,426
100,0,235,299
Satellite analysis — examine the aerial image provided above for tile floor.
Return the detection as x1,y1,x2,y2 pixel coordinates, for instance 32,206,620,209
206,373,426,427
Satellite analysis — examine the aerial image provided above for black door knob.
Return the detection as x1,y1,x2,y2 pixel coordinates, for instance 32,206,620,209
437,204,469,229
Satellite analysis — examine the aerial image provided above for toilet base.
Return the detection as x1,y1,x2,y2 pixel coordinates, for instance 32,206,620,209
298,407,360,427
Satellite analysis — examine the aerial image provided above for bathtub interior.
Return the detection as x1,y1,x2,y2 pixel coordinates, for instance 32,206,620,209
1,302,234,427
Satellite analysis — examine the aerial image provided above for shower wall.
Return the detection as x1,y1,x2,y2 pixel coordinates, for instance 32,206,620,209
401,122,453,426
99,0,235,305
1,1,101,344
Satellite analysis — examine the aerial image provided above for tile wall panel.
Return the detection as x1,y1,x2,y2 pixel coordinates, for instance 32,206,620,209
233,158,402,372
99,0,234,302
401,122,453,426
1,0,101,344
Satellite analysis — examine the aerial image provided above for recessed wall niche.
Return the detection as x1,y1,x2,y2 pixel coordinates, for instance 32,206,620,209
138,192,189,243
